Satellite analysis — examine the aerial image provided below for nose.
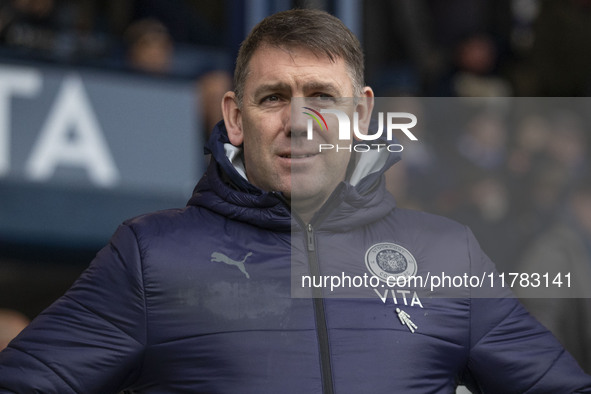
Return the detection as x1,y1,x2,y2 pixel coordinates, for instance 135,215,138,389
284,101,309,139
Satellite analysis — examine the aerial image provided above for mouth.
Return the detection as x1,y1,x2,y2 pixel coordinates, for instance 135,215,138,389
280,153,317,159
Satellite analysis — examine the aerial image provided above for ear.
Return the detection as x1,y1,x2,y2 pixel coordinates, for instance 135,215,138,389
354,86,375,134
222,91,243,146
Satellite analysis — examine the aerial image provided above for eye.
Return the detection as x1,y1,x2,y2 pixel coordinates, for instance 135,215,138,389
309,93,337,106
316,93,334,100
261,94,280,103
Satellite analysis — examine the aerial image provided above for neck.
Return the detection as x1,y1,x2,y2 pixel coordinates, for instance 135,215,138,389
289,191,334,225
295,209,314,225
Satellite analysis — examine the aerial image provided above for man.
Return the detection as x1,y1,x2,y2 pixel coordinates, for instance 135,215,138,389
0,9,590,393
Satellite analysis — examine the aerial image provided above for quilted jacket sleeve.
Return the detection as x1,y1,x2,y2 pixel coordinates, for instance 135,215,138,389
0,224,146,393
461,227,591,393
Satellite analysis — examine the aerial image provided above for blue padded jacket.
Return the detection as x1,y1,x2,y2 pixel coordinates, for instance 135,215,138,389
0,122,590,393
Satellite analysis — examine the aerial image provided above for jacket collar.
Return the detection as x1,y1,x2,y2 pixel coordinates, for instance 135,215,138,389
187,121,400,230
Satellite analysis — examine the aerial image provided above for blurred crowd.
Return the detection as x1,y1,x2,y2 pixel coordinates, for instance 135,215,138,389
0,0,228,70
364,0,591,97
0,0,232,131
384,99,590,268
2,0,591,125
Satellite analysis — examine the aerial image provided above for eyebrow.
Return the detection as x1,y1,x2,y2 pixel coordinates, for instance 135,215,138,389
301,81,342,96
253,82,291,99
252,81,344,100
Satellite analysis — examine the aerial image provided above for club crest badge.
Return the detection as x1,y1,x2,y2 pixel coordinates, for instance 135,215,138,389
365,242,417,283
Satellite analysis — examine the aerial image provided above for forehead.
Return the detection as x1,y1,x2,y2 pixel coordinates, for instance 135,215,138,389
243,44,354,95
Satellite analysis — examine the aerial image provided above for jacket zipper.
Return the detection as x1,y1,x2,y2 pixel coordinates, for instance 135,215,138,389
306,223,335,394
271,191,336,394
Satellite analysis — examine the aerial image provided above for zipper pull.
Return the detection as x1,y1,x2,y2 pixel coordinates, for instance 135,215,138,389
307,223,315,252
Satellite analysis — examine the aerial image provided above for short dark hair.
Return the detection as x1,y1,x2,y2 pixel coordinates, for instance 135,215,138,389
233,8,365,106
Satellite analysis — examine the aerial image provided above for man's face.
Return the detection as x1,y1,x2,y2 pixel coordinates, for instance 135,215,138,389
223,44,372,218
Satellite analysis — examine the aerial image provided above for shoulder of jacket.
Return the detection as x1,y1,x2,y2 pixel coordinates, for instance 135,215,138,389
121,206,203,238
394,207,467,234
